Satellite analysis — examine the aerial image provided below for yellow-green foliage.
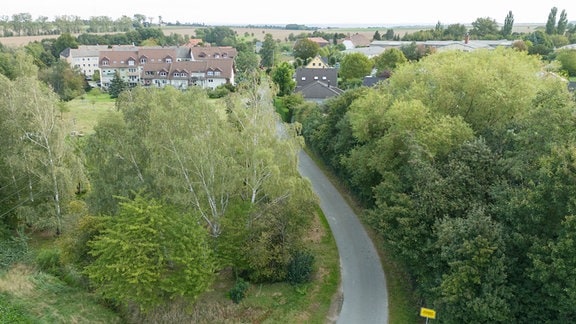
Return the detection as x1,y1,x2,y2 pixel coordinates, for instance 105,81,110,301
85,194,215,312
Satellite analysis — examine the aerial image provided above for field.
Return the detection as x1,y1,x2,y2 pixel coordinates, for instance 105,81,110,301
0,23,544,48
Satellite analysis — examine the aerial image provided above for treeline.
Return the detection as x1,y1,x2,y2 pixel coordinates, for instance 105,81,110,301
295,48,576,322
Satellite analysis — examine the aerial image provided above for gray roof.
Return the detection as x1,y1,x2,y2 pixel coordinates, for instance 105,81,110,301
295,67,338,88
295,81,344,102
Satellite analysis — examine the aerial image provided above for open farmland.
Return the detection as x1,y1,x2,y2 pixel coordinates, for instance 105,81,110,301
0,24,543,48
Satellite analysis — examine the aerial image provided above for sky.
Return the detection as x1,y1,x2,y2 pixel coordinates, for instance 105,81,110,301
2,1,576,27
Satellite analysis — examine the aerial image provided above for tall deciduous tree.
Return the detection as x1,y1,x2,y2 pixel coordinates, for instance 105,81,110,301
292,38,320,63
271,61,295,96
470,17,500,38
0,72,84,235
339,52,372,81
557,9,569,35
259,33,277,68
546,7,558,35
373,48,407,74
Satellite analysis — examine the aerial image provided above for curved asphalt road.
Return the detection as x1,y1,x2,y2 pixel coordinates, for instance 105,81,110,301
297,150,388,324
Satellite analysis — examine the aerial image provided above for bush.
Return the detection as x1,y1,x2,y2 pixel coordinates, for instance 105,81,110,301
229,278,249,304
287,250,315,285
35,248,61,275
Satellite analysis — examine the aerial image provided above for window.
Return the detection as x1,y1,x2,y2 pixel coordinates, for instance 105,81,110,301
128,59,135,66
140,58,147,64
314,76,318,80
207,71,214,76
181,72,188,77
215,71,221,76
165,58,172,63
322,76,327,80
301,77,306,81
173,72,180,77
160,71,167,76
101,60,109,66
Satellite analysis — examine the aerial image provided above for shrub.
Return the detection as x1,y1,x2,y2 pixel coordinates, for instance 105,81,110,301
287,250,315,285
35,248,61,275
229,278,249,304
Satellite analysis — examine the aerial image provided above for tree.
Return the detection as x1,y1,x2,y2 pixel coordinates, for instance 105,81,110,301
271,61,295,96
339,52,372,81
385,29,395,40
85,194,215,312
470,17,500,38
51,33,78,58
292,38,320,63
373,30,381,40
259,33,277,68
444,23,468,40
556,49,576,76
373,48,407,74
108,71,127,98
546,7,558,35
435,209,511,322
0,73,85,235
557,9,568,35
529,215,576,321
502,11,514,38
38,59,86,101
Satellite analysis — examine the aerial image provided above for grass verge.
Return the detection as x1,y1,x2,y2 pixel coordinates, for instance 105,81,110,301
0,264,121,323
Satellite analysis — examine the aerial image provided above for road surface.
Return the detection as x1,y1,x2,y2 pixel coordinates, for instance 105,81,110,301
297,150,389,324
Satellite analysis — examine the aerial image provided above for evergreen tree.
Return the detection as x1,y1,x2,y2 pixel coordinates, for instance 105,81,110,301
108,71,127,98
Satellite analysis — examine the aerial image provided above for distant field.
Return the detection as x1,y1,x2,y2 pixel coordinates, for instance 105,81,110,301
0,24,544,48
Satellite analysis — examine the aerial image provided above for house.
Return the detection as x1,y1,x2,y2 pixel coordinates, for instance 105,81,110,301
294,67,342,102
369,39,514,52
295,81,344,103
307,37,330,47
305,55,330,69
60,45,137,80
141,59,234,90
98,46,235,90
189,46,237,60
295,67,338,88
342,33,371,49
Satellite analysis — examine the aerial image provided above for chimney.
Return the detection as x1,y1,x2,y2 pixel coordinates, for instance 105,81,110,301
464,32,469,44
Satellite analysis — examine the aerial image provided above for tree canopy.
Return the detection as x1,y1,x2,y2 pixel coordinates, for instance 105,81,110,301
295,47,576,322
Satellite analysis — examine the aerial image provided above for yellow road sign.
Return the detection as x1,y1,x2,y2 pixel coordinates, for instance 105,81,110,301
420,307,436,319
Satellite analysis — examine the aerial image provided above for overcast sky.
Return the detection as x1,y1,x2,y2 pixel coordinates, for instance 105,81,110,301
2,1,576,27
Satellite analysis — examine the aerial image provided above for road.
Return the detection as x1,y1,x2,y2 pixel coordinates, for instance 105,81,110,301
297,150,389,324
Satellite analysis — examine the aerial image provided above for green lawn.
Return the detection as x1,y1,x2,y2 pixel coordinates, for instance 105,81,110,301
63,94,117,136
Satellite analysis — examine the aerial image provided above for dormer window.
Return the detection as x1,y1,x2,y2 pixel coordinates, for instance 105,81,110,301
140,57,147,64
214,71,221,76
101,59,109,66
165,57,173,63
128,59,135,66
207,70,214,76
160,71,167,76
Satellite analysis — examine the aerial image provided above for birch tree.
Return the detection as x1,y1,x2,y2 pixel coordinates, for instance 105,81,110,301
0,73,84,234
